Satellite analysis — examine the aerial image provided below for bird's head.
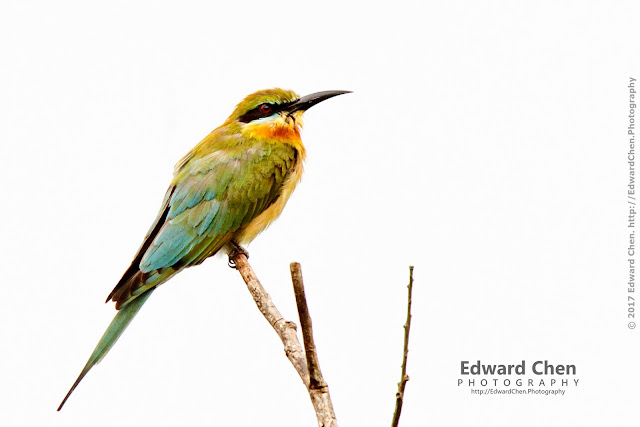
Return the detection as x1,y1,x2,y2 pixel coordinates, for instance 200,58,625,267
226,88,350,143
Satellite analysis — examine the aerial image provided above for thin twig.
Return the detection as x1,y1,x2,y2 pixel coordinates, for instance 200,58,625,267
391,266,414,427
230,252,309,386
290,262,337,427
229,252,338,426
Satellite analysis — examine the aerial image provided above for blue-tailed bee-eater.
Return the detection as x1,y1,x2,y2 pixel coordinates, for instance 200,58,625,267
58,88,350,410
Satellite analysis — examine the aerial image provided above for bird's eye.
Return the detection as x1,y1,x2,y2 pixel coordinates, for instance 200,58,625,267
238,102,281,123
259,104,272,114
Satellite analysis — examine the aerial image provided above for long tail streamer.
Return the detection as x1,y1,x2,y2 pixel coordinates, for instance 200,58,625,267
57,288,155,410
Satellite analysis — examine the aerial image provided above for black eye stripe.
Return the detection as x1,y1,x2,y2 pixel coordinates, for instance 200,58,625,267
238,101,294,123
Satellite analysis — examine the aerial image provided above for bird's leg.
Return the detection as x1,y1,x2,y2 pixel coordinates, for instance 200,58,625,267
226,240,249,269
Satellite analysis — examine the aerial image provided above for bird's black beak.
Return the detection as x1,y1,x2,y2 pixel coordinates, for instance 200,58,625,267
286,90,351,113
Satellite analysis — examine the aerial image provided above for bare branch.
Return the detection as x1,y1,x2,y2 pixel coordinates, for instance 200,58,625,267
391,266,414,427
290,262,337,427
229,252,338,426
230,252,309,386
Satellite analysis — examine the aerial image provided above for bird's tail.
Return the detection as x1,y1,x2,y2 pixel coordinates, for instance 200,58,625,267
57,288,155,411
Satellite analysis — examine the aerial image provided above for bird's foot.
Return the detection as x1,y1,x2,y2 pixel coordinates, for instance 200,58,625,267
227,240,249,269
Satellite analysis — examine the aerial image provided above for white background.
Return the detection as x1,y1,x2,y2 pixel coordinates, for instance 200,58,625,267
1,1,639,426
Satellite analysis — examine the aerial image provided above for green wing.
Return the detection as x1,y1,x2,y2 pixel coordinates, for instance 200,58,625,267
59,142,298,410
107,142,297,308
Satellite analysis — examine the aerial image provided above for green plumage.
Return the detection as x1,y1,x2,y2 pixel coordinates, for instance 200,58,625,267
108,140,297,309
58,88,348,411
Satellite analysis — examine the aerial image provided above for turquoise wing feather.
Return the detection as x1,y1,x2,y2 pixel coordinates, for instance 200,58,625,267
59,142,297,410
108,142,297,307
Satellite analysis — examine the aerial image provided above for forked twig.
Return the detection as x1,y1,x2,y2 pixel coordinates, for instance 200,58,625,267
230,252,309,384
230,252,337,426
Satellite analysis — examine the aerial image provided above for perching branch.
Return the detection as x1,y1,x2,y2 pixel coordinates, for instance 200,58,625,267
229,251,337,426
391,266,414,427
230,252,309,385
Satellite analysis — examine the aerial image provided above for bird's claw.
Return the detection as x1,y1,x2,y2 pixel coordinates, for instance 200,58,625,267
227,240,249,269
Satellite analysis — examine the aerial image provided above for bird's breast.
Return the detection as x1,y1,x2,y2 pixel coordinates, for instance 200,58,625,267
234,148,305,244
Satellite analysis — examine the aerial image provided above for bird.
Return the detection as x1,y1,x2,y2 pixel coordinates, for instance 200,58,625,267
57,88,350,410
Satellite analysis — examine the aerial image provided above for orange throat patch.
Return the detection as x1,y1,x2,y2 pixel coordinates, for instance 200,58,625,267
252,121,300,141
